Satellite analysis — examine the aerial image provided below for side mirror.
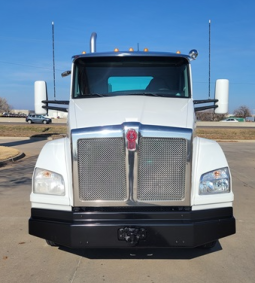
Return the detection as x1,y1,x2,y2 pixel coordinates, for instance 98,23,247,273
34,81,48,115
214,79,229,114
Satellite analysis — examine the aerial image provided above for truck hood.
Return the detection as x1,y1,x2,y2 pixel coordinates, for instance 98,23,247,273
69,96,195,129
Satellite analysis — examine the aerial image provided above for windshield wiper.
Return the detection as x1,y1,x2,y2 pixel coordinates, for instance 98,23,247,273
111,92,160,97
87,93,105,97
140,92,160,97
141,92,178,97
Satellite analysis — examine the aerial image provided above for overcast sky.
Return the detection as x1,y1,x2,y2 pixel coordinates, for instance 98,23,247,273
0,0,254,113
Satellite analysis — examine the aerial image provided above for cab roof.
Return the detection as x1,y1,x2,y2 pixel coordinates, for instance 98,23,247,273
72,51,193,63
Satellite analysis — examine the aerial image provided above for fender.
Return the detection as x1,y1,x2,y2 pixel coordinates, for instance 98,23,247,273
191,137,234,209
30,138,72,211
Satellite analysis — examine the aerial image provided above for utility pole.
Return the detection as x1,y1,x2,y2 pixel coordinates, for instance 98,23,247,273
209,19,211,99
52,21,56,100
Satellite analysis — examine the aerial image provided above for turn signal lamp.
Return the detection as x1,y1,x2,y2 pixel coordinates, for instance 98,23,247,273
214,170,221,178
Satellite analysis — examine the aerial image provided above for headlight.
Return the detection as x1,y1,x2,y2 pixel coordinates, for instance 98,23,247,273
33,168,65,196
199,167,230,195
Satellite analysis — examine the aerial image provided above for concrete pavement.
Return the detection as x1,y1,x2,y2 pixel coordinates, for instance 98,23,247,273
0,140,255,282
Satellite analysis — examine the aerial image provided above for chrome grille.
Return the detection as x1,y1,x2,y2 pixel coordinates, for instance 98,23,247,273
73,123,191,206
137,137,186,201
77,138,127,201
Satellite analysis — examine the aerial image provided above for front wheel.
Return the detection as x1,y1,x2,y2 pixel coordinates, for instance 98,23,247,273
45,239,58,246
198,241,217,249
27,120,32,124
43,120,47,124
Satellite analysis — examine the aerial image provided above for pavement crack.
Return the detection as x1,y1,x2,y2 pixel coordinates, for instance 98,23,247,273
235,176,253,189
70,257,81,283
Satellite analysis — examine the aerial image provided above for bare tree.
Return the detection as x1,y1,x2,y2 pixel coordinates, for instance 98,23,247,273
196,110,213,121
0,97,12,113
233,105,252,118
196,110,227,121
214,113,227,121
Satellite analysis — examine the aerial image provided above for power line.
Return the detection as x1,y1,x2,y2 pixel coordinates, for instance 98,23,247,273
0,60,64,72
194,81,255,85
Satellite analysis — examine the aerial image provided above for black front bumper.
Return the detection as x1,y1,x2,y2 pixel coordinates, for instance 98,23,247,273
29,207,235,248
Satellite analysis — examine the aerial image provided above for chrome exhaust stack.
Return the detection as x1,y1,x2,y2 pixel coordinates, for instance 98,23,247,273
90,32,97,53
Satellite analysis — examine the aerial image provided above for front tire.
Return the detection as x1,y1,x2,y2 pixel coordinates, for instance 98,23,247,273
43,120,47,124
27,120,32,124
198,241,217,249
46,239,58,246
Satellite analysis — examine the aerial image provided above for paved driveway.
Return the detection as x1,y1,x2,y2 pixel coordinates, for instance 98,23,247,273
0,140,254,283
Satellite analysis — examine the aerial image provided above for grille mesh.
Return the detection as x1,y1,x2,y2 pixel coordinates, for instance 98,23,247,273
78,138,127,201
138,137,186,201
77,136,187,203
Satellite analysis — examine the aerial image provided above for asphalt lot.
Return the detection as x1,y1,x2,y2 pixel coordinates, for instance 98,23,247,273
0,139,255,283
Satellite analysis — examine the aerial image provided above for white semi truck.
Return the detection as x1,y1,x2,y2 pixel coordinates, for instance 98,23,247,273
29,33,235,249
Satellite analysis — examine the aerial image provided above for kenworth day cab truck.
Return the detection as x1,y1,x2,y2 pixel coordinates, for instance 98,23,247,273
29,33,235,249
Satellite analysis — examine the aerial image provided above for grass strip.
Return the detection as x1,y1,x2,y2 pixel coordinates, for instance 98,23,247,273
0,125,254,140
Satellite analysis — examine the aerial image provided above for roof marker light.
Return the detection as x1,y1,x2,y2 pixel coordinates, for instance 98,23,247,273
176,50,181,54
114,48,119,52
82,51,86,54
143,48,149,52
129,48,134,52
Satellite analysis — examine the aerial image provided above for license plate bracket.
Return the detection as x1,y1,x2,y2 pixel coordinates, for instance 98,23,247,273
118,227,146,246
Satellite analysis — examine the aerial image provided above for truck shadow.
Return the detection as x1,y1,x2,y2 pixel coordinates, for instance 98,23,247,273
0,134,64,147
59,242,222,260
0,156,36,187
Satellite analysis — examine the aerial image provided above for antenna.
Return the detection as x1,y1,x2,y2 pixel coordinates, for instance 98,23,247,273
52,21,56,100
209,19,211,98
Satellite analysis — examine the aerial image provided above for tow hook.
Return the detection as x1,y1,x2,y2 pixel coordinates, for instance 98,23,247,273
118,227,146,246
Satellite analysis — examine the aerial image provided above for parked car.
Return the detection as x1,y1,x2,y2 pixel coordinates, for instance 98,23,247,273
26,114,52,124
245,117,255,122
220,118,239,122
2,112,11,117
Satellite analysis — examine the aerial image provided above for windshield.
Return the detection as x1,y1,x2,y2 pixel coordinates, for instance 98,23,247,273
72,56,190,98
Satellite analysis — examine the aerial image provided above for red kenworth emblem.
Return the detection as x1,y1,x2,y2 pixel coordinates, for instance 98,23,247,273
126,129,137,150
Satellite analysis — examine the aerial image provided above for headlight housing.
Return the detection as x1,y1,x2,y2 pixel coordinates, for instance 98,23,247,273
199,167,230,195
33,168,65,196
